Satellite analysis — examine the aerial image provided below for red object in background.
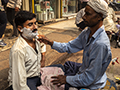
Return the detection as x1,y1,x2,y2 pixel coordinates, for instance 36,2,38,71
116,60,119,64
64,7,67,12
112,62,115,65
111,57,119,65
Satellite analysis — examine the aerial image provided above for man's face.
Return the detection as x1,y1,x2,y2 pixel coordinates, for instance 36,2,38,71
19,18,38,40
23,18,38,32
82,5,102,27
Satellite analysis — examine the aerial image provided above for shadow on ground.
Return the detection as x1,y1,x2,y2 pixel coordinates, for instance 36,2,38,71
0,68,9,90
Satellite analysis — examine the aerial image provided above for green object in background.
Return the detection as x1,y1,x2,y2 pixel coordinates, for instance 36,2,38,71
47,3,50,6
50,6,53,11
118,1,120,3
36,5,41,12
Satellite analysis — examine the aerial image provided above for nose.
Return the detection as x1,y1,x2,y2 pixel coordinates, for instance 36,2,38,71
33,23,37,29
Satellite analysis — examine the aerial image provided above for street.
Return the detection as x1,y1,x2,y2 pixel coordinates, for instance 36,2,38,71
0,18,120,90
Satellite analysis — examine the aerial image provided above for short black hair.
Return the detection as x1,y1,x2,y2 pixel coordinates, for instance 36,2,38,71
15,10,36,27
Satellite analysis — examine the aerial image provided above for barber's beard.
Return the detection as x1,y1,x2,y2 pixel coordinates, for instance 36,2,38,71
88,20,101,28
21,27,38,40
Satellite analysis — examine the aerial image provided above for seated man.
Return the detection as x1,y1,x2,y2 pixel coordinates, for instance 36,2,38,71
38,0,112,89
103,0,119,41
8,11,46,90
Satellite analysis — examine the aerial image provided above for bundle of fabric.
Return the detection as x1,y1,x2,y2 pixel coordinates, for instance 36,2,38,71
37,67,64,90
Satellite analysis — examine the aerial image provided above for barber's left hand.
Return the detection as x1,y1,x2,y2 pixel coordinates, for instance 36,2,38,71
51,75,66,87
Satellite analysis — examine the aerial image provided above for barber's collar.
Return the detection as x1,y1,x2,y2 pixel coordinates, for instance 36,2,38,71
90,25,104,39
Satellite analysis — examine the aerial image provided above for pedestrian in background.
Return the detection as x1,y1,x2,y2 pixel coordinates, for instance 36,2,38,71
75,0,88,31
115,21,120,48
103,0,119,40
0,0,7,46
6,0,22,38
75,8,86,31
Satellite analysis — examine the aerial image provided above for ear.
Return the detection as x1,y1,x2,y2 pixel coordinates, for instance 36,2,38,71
17,25,23,32
98,13,103,21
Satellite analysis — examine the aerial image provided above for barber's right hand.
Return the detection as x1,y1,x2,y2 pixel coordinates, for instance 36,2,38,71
37,35,53,46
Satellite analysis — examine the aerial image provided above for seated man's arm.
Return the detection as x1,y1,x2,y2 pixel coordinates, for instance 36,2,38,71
41,52,46,67
12,50,30,90
40,43,46,67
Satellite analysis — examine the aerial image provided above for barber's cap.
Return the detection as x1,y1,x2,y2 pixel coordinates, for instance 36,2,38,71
87,0,108,18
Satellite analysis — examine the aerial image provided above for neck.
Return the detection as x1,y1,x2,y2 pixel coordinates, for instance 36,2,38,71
90,21,103,36
21,35,35,44
21,34,36,50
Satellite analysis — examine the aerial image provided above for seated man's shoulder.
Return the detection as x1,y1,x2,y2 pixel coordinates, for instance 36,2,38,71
95,39,110,49
11,44,26,55
11,38,28,53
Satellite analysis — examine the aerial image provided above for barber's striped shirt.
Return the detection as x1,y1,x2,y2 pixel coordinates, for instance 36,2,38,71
7,0,22,9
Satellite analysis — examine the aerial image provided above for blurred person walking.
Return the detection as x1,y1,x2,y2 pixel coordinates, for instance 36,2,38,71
75,1,88,31
103,0,119,40
0,0,7,46
6,0,22,38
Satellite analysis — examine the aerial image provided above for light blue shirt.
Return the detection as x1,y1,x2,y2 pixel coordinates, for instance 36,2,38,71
52,25,112,89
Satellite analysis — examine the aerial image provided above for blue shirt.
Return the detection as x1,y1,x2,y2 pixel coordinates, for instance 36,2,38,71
52,25,112,89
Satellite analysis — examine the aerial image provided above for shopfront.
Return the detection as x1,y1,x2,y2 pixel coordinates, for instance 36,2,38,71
22,0,76,22
62,0,77,16
33,0,56,22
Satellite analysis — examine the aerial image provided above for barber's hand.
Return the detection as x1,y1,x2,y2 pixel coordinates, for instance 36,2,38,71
51,75,66,87
37,35,53,46
15,7,19,12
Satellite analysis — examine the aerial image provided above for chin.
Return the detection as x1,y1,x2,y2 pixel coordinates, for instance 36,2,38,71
85,23,88,27
84,22,88,26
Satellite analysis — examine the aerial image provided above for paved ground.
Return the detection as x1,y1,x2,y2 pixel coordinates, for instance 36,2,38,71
0,18,120,90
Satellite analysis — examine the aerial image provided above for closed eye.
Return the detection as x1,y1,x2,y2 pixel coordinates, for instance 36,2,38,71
27,22,37,26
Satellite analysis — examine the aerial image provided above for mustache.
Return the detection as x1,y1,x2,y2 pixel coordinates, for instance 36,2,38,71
32,29,37,32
